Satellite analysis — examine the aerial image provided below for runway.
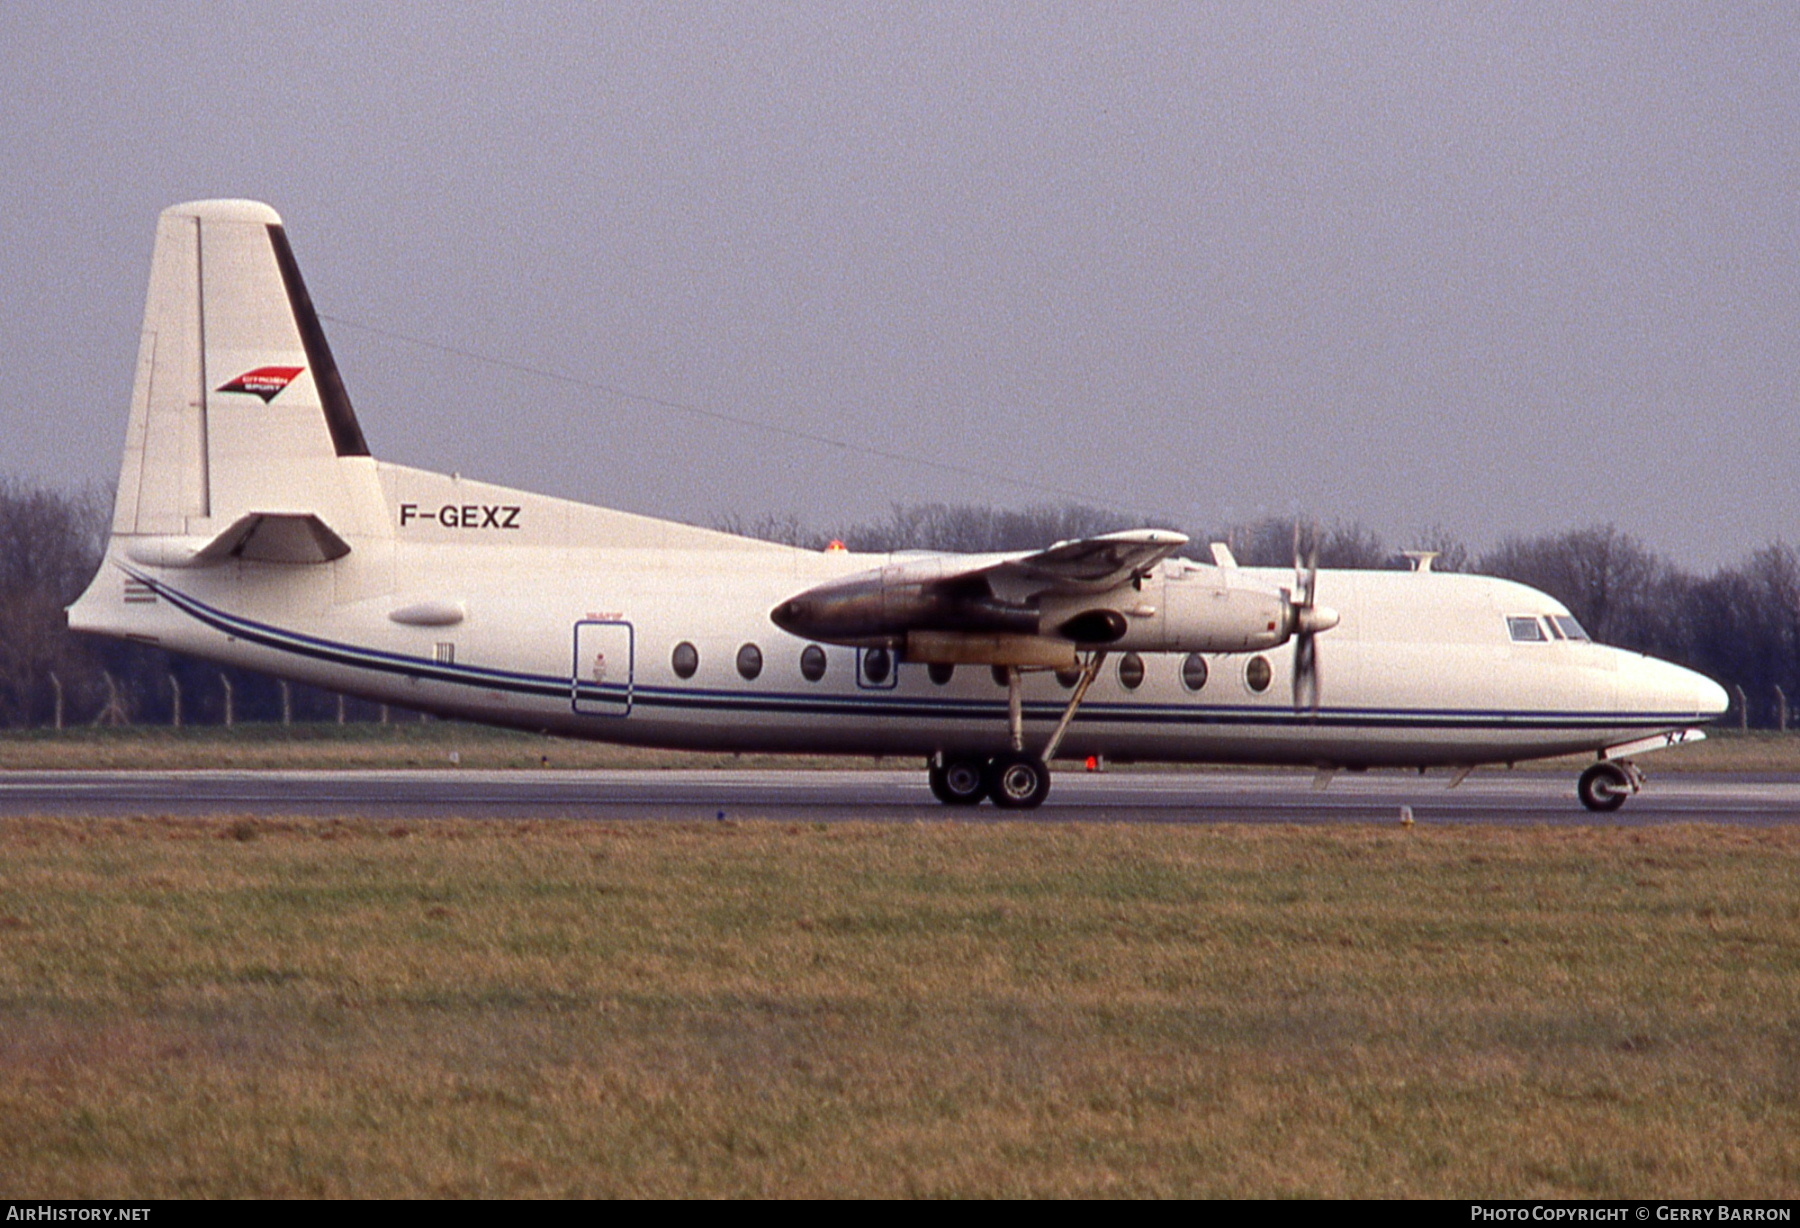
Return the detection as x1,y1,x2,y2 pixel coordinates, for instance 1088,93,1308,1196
2,768,1798,824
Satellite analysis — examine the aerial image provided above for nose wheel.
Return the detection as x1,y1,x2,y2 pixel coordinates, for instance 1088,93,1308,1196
1577,760,1640,812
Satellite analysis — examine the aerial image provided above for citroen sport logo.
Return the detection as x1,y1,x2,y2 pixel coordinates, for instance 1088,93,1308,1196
217,366,303,403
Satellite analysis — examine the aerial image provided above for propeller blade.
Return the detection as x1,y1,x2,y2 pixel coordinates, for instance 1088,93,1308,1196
1293,520,1319,608
1291,521,1324,716
1292,523,1306,607
1293,629,1320,715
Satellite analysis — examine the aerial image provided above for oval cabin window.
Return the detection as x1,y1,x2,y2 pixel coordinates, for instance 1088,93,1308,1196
862,647,892,685
800,644,827,682
736,643,763,680
1118,653,1145,690
671,641,699,679
1245,655,1272,693
1182,653,1209,692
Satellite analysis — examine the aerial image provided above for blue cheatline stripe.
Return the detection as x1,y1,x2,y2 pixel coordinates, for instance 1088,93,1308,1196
125,565,573,699
123,565,1699,736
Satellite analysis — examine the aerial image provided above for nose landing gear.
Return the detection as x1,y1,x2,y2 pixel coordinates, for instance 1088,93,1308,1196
1577,759,1642,812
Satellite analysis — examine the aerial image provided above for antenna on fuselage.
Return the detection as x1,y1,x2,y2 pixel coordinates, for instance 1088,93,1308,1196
1402,550,1440,574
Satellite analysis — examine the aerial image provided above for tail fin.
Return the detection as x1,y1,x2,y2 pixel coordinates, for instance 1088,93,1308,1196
112,199,377,546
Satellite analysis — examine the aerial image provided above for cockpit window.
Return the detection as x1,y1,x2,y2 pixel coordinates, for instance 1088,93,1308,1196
1551,615,1590,642
1506,616,1548,642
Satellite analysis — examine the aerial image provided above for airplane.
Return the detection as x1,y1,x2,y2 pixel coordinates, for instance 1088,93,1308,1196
68,200,1729,812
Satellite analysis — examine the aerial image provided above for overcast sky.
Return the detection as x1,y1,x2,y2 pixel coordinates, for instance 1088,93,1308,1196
2,3,1794,567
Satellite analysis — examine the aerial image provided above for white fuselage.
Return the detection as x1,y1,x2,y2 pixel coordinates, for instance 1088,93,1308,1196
71,462,1726,770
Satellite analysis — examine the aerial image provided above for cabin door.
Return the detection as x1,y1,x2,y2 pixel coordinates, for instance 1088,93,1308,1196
572,620,634,716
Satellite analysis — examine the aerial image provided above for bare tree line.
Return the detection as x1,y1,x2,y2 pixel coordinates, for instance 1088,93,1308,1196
0,479,400,729
2,480,1793,728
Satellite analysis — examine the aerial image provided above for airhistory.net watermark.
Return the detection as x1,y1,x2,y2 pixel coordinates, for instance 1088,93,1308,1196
6,1210,150,1222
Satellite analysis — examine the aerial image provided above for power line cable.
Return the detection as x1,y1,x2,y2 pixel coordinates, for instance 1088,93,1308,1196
319,311,1172,521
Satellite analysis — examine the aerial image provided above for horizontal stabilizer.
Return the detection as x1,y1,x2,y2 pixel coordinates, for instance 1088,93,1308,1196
124,512,351,567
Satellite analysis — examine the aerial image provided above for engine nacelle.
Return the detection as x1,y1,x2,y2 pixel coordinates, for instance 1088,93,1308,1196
1041,565,1297,654
770,554,1037,647
771,551,1336,661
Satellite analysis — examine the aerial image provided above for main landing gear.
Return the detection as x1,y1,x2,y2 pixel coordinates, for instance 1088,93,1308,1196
929,751,1052,809
927,655,1106,810
927,754,990,806
1577,759,1642,812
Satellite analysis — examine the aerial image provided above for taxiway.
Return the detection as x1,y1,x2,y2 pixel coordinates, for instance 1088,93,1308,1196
1,769,1796,825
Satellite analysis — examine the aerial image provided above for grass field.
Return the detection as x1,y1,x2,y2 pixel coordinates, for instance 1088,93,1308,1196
4,722,1799,773
1,817,1796,1197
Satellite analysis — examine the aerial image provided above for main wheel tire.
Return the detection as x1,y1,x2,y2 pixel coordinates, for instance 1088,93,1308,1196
1578,761,1631,812
930,755,989,806
986,751,1051,810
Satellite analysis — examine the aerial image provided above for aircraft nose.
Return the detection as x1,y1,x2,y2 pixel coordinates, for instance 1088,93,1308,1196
1620,655,1730,722
1692,669,1730,720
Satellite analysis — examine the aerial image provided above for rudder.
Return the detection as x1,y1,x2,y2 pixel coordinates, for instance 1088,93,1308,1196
113,199,375,541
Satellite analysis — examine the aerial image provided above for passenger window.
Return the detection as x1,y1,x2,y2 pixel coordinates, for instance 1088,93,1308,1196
1118,653,1145,690
800,644,827,682
736,643,763,680
1507,616,1547,643
1181,653,1208,693
1245,655,1272,693
928,662,955,686
862,647,891,685
1055,666,1081,688
671,641,699,679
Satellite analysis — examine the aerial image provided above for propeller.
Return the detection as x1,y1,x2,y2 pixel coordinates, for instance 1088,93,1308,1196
1288,522,1337,715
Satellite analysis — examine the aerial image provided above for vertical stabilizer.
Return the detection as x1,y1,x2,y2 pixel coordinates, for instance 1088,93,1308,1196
112,199,377,541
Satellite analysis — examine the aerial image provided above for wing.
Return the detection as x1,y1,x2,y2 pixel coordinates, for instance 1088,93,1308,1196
770,528,1189,649
994,529,1191,596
